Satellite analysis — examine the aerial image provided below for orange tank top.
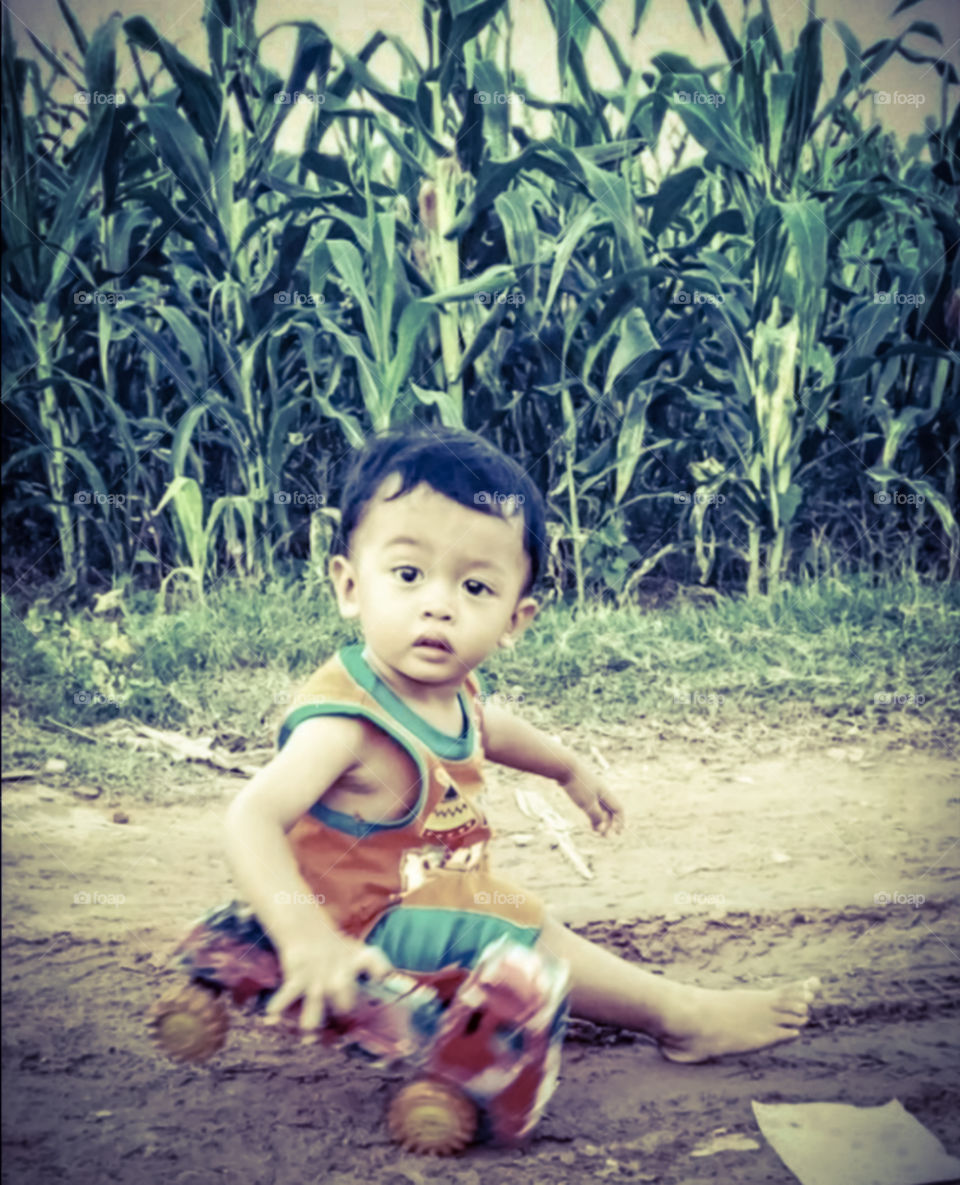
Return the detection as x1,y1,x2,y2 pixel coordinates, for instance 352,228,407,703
278,644,496,939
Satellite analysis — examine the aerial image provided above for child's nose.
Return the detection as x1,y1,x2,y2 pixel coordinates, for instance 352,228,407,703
422,580,455,619
423,601,453,620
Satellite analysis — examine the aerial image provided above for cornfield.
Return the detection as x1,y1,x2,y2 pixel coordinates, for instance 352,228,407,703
2,0,958,605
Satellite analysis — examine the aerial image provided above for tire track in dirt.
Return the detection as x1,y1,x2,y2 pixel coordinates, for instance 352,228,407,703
4,903,959,1185
4,746,958,1182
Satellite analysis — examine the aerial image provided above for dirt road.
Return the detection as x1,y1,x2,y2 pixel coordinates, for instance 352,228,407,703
3,735,959,1184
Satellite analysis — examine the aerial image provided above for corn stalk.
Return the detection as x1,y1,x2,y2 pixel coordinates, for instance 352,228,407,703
2,0,957,600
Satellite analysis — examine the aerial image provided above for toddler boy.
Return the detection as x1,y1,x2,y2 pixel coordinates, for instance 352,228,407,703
225,428,818,1060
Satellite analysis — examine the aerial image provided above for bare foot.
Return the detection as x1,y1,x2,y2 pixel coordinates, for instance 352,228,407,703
658,977,821,1063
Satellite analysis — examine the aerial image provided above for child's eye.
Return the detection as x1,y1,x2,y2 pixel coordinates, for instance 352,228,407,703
464,579,493,597
392,566,421,584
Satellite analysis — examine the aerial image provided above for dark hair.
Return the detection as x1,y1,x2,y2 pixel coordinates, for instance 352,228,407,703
331,428,547,596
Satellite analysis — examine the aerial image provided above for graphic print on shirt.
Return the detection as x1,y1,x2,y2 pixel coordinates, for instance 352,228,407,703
398,841,487,895
399,845,447,893
420,775,487,847
397,770,489,895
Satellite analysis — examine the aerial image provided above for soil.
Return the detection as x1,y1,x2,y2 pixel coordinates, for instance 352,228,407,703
3,731,959,1185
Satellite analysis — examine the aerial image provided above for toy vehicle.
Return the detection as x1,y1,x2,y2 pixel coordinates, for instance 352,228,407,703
149,903,570,1155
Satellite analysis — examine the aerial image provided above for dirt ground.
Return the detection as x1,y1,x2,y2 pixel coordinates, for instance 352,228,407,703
3,728,959,1185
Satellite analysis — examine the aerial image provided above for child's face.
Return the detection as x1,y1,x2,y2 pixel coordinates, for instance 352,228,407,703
329,476,538,689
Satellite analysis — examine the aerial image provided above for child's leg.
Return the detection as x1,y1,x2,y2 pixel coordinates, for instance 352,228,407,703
537,915,819,1063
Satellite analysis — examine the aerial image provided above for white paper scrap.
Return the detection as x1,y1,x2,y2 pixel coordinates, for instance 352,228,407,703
751,1099,960,1185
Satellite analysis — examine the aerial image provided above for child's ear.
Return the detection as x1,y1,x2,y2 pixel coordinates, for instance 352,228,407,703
498,596,538,649
328,554,360,619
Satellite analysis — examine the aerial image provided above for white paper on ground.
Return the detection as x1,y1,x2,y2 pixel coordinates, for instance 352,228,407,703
751,1099,960,1185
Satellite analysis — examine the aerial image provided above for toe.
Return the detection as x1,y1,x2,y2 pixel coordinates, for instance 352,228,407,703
775,989,809,1016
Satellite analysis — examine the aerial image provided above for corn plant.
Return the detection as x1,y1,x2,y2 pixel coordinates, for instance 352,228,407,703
625,5,959,593
2,0,957,605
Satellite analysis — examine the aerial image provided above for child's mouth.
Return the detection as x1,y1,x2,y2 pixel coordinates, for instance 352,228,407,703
414,637,452,652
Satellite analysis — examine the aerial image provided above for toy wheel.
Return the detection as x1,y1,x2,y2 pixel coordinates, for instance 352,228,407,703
149,983,229,1063
387,1079,477,1156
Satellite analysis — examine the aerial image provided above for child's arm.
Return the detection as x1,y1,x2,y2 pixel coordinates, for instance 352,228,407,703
224,716,391,1029
479,703,625,834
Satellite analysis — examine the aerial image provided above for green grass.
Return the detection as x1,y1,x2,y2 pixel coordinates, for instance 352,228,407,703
492,575,960,729
3,574,957,796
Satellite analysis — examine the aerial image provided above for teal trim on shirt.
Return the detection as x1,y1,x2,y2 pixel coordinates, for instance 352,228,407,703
340,643,476,761
276,702,428,835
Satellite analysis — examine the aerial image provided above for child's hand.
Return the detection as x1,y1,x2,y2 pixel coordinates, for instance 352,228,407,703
560,763,625,836
266,930,393,1032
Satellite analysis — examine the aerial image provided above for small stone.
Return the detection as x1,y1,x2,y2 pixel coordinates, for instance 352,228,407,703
112,810,129,824
44,758,68,774
513,833,535,846
827,746,865,762
73,785,102,800
690,1132,761,1156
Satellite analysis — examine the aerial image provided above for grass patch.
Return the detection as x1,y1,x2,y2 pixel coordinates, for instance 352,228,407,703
486,575,959,734
3,574,957,796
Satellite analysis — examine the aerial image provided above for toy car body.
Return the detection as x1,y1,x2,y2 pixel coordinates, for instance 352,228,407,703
150,902,569,1153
